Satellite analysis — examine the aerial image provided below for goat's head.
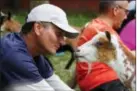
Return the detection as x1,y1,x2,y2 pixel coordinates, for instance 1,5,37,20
75,31,117,63
0,11,8,27
0,11,21,32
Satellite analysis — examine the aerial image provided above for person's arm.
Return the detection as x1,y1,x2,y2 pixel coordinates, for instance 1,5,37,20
119,39,136,64
45,73,75,91
9,79,54,91
3,50,55,91
35,56,75,91
131,50,136,56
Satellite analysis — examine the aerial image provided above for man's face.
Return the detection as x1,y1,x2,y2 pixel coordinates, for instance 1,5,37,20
34,22,65,54
113,1,129,29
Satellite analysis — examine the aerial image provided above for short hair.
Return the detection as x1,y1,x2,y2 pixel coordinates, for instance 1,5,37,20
99,0,128,14
21,22,35,34
21,22,52,35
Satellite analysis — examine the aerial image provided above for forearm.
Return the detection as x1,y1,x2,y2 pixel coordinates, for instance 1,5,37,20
131,50,136,56
119,40,136,64
8,79,55,91
45,73,75,91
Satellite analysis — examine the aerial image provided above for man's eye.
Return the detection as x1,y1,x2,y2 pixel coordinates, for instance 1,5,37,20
56,32,64,38
56,32,61,36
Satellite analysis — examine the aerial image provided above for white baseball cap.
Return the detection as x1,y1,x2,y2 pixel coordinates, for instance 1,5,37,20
26,4,79,38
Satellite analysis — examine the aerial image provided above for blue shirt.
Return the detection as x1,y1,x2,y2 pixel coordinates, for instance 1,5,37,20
0,33,53,89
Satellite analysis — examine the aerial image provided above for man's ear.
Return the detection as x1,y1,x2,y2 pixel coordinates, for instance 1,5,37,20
33,23,41,36
113,7,119,16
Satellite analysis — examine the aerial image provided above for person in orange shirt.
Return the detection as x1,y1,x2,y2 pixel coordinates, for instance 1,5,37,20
76,0,134,91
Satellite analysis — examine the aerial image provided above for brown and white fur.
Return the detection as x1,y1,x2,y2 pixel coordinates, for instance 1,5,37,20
0,11,21,33
75,31,135,91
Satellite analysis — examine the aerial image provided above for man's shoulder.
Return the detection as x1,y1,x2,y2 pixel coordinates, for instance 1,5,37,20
1,33,27,54
78,18,113,46
82,18,106,36
1,33,29,62
86,18,106,30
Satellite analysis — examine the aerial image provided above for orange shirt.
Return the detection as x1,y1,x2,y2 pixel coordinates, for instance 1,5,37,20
76,18,120,91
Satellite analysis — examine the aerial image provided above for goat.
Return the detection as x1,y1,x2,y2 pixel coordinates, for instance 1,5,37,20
0,11,21,33
0,12,7,26
65,8,136,69
75,31,136,91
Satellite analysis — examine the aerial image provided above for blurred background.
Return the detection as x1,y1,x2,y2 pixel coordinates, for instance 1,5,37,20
0,0,131,26
0,0,101,26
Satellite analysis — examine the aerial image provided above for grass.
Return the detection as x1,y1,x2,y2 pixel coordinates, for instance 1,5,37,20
13,12,27,24
47,52,74,82
47,52,80,91
67,12,97,27
11,12,97,91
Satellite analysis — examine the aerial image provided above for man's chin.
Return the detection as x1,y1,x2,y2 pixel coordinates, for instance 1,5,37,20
42,50,56,55
114,26,121,30
49,50,56,55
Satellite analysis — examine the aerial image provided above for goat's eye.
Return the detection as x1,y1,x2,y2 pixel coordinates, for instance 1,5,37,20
76,49,80,52
95,42,103,47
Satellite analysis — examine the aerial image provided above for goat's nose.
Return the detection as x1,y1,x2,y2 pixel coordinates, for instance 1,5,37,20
75,48,80,52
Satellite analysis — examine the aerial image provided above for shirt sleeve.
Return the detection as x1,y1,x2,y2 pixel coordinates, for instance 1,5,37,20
8,79,55,91
2,49,43,84
45,73,74,91
34,56,53,79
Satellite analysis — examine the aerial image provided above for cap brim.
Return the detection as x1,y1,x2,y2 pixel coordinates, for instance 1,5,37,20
53,22,79,38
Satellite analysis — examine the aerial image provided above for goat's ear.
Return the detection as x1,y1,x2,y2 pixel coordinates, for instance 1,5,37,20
7,11,11,20
105,31,111,42
0,11,5,17
0,10,2,15
0,11,2,16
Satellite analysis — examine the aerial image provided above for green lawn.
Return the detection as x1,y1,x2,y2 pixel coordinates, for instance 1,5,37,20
67,12,97,27
47,52,81,91
13,12,97,91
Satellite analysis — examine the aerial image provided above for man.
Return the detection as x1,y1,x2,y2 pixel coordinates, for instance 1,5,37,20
119,0,136,52
76,0,135,91
0,4,79,91
117,0,136,34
